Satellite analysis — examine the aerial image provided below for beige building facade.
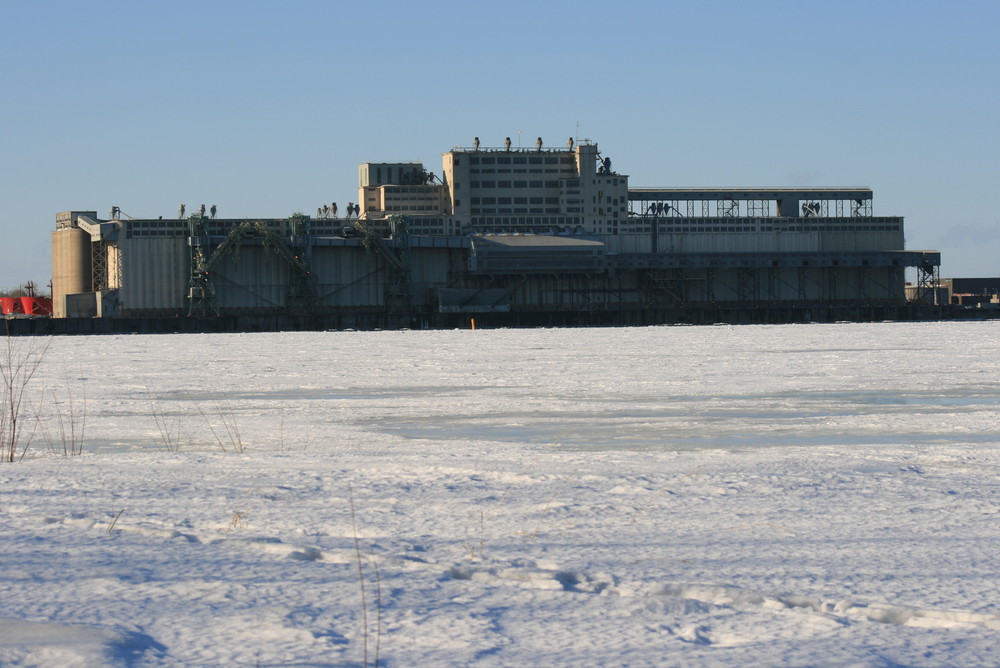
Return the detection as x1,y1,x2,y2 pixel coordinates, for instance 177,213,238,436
442,138,628,236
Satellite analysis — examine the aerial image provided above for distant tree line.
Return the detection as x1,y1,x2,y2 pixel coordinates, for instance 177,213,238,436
0,282,48,299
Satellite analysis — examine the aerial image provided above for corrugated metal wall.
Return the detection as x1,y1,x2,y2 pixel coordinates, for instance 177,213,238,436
119,236,188,313
652,265,901,304
107,228,907,317
313,247,383,309
211,247,289,310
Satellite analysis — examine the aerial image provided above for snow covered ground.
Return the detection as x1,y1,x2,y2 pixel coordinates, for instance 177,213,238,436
2,321,999,666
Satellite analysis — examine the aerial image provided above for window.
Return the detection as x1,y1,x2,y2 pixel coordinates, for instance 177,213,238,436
513,180,527,188
497,180,512,188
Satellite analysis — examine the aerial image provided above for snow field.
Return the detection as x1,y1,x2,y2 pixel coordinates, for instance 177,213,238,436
1,321,999,666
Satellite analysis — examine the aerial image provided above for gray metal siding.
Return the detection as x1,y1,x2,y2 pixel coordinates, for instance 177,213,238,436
119,236,188,312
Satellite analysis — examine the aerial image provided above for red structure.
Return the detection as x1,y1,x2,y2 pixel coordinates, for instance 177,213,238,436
1,297,52,316
0,297,20,315
21,297,53,316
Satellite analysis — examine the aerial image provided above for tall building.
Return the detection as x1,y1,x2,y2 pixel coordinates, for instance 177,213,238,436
442,137,628,237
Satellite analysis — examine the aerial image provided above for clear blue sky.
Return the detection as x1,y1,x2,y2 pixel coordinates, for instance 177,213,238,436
2,0,998,290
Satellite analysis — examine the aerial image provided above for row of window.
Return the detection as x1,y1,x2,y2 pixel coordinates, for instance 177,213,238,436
127,230,184,237
468,180,561,189
622,225,901,233
385,198,439,204
471,197,560,205
471,208,563,215
761,225,901,232
469,155,575,166
131,221,187,229
469,168,574,176
471,216,583,226
382,187,438,194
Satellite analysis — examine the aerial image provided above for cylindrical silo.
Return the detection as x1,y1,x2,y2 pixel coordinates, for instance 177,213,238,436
51,227,91,318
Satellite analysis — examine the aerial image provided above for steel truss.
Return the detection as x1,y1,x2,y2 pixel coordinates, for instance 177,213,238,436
187,215,318,317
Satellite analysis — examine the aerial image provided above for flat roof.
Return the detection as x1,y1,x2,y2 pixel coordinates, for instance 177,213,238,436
629,188,873,201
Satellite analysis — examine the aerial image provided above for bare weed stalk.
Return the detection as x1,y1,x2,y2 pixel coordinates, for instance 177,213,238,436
224,489,257,533
228,509,249,531
463,509,487,561
349,485,381,668
1,335,48,462
372,557,382,666
107,509,125,534
349,487,370,668
278,410,285,453
200,401,245,454
40,386,87,456
148,392,181,453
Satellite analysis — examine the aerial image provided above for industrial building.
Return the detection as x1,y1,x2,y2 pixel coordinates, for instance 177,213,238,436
49,138,941,331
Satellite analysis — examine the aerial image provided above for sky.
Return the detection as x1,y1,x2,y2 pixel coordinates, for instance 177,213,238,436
2,0,998,290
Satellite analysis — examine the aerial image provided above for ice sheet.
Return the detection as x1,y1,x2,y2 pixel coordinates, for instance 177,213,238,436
1,321,998,666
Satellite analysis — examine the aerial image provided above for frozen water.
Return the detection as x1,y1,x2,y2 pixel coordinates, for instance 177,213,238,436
1,321,999,666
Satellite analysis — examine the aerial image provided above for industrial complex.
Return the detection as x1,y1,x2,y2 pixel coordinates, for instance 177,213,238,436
45,137,942,333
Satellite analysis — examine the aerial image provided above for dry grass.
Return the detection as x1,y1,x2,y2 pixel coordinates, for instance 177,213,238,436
1,335,48,462
148,394,182,453
38,386,87,456
200,401,245,454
